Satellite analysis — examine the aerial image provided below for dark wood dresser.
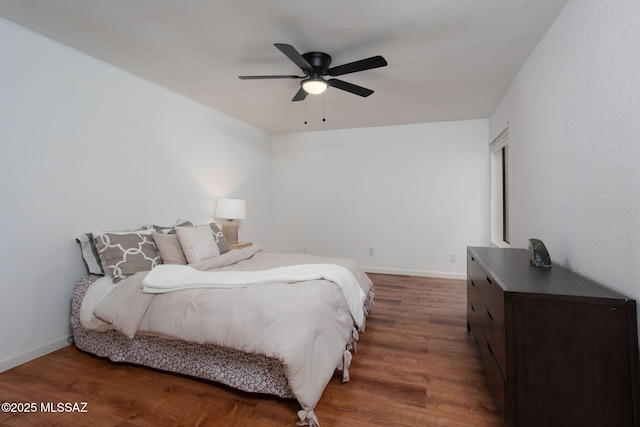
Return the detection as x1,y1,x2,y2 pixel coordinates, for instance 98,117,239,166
467,246,640,426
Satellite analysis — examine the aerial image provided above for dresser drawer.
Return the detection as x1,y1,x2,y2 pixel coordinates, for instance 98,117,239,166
475,325,506,424
467,296,479,332
467,279,486,336
467,273,481,309
482,276,506,376
467,252,486,288
467,276,485,333
467,251,507,377
468,252,498,303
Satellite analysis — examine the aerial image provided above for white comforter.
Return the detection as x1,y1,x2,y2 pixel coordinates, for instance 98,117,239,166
141,263,366,328
84,247,373,427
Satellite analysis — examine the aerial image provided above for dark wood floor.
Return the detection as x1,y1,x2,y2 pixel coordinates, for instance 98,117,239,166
0,274,501,426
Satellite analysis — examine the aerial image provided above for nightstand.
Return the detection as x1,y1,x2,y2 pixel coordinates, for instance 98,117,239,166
230,242,252,250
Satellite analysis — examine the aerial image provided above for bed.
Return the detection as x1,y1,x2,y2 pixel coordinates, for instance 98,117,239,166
72,222,374,427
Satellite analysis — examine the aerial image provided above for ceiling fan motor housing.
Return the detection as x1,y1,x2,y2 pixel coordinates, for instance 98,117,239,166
302,52,332,72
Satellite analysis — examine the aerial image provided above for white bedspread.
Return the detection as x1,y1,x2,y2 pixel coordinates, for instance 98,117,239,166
141,263,366,328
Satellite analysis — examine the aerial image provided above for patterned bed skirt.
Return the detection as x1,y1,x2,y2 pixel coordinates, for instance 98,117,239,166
71,275,294,398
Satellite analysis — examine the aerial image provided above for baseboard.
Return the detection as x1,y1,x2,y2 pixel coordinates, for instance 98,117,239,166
0,336,71,373
362,266,466,280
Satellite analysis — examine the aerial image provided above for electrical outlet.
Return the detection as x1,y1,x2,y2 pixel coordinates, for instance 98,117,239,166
450,252,457,262
368,248,374,256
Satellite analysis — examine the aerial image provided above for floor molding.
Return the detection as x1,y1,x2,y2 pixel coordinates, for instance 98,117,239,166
0,336,71,373
362,266,465,280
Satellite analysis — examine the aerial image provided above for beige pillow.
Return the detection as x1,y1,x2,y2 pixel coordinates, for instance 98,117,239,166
175,225,220,263
152,232,187,265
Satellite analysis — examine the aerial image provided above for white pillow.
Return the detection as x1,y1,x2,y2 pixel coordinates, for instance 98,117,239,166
175,225,220,263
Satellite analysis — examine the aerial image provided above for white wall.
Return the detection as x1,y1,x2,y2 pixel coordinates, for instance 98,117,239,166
0,17,273,370
490,0,640,300
271,120,490,278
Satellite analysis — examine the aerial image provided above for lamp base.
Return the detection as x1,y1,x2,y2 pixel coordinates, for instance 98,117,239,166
221,220,239,245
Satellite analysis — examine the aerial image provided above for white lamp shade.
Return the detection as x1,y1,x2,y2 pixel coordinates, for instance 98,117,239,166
216,199,246,220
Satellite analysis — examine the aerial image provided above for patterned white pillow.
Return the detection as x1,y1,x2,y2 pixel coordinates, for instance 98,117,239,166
93,231,161,283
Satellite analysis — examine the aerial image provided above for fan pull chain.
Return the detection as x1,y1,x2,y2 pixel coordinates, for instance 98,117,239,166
323,93,326,122
301,94,329,125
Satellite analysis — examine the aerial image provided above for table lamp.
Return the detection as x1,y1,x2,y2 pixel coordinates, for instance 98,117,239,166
215,199,246,245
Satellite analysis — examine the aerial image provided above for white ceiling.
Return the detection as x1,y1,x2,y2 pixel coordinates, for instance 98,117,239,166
0,0,568,134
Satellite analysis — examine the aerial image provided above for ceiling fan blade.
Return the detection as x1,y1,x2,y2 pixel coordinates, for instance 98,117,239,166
274,43,313,72
292,87,308,102
239,75,303,80
328,79,374,97
327,55,387,76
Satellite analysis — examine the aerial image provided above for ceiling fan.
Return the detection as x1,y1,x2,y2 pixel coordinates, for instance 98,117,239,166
239,43,388,101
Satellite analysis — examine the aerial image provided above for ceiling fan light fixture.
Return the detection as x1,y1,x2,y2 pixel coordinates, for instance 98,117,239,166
301,78,328,95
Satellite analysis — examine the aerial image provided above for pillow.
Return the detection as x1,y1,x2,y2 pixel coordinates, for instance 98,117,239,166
210,222,231,254
76,232,104,274
152,231,187,265
76,225,149,274
175,225,220,263
152,219,192,233
93,271,154,338
93,231,162,283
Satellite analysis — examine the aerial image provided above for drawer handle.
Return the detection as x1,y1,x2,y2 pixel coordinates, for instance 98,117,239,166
471,303,475,312
487,341,494,356
471,256,475,262
487,309,493,320
486,276,492,285
471,279,476,287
